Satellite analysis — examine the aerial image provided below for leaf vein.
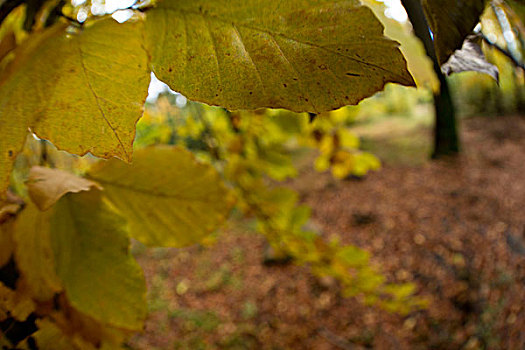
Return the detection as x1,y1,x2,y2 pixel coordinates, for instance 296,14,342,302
77,45,128,160
163,7,410,83
268,33,317,112
231,24,267,98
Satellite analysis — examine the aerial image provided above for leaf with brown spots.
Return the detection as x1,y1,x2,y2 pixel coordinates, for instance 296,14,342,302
145,0,415,113
0,17,150,196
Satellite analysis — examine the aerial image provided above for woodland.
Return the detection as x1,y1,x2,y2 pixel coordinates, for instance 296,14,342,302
0,0,524,349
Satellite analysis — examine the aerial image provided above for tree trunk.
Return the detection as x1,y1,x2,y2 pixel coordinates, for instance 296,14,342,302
432,74,459,156
400,0,460,158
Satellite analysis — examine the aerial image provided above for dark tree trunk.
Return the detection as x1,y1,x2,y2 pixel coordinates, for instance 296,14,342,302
432,74,459,156
400,0,460,158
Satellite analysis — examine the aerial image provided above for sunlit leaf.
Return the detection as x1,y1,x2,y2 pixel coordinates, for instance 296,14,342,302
145,0,414,113
50,190,146,330
88,146,235,247
0,17,150,195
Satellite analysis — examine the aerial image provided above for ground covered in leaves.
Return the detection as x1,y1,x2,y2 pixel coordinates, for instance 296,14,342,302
129,116,525,350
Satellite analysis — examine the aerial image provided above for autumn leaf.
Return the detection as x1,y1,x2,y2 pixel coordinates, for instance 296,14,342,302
0,17,150,196
27,166,101,211
145,0,415,113
13,204,63,301
88,146,235,247
50,190,146,330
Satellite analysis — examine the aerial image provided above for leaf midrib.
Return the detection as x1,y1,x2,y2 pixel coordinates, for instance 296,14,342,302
77,44,129,160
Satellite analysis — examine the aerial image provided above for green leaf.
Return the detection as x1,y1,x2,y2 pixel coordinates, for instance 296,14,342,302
88,146,235,247
145,0,415,113
421,0,487,64
50,190,146,330
0,17,150,195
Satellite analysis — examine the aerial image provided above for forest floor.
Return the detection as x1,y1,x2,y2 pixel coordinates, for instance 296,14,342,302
129,115,525,350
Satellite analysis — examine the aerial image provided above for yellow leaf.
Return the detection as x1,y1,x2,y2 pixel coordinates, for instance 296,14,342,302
27,166,101,211
0,17,150,195
13,204,63,301
88,146,235,247
50,190,146,330
145,0,414,113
